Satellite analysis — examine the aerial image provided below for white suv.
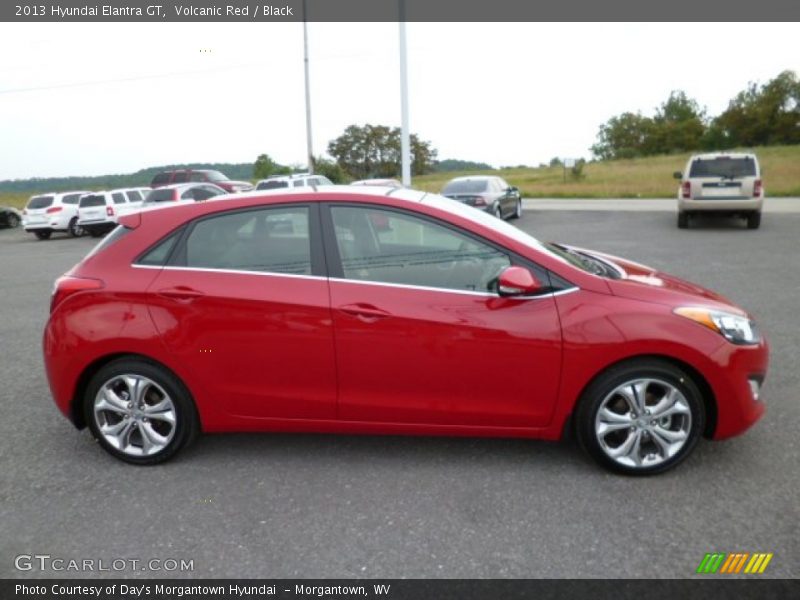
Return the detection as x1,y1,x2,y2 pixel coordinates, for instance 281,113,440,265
77,188,150,237
22,191,89,239
255,173,333,190
675,153,763,229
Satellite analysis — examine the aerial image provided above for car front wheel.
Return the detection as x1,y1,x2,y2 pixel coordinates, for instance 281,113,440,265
511,198,522,220
7,214,20,228
84,358,199,465
575,359,704,475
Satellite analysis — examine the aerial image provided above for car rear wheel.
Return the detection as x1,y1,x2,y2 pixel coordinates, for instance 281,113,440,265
747,212,761,230
84,358,200,465
677,212,689,229
575,359,704,475
68,217,84,237
34,230,52,240
494,205,503,220
88,229,104,238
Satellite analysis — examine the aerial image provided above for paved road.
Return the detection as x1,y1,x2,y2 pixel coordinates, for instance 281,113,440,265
1,207,797,579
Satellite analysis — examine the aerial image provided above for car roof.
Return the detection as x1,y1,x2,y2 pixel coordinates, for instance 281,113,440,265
445,175,496,182
690,152,756,160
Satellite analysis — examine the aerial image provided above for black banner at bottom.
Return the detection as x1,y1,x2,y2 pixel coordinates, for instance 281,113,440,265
3,579,798,600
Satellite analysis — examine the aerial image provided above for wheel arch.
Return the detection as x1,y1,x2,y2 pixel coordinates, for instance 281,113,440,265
70,352,196,429
565,353,717,440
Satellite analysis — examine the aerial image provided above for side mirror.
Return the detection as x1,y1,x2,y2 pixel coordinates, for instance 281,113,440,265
497,266,544,297
673,171,682,180
508,186,519,193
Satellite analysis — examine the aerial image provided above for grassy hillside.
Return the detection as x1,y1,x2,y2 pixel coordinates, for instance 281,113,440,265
2,146,799,210
414,145,800,198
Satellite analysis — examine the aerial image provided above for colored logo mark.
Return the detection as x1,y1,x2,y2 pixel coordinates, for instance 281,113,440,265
696,552,773,574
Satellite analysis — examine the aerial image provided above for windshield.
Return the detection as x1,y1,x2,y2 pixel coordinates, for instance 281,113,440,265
203,170,229,182
442,180,489,194
689,157,757,178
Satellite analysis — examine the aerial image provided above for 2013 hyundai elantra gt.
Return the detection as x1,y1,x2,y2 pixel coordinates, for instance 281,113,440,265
43,187,768,474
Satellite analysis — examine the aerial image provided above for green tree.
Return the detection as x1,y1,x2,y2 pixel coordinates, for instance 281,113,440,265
712,70,800,148
312,156,348,183
253,154,290,180
648,91,706,154
591,112,654,160
327,124,437,179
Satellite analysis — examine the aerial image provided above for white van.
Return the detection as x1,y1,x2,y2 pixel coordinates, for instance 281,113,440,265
22,191,89,239
77,188,150,237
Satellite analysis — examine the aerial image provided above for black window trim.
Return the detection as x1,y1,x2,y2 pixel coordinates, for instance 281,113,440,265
319,201,570,295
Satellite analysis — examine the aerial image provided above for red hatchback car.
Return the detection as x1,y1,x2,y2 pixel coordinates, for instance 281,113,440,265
44,188,768,474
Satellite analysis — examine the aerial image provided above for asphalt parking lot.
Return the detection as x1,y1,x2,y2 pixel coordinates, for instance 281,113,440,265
1,206,798,579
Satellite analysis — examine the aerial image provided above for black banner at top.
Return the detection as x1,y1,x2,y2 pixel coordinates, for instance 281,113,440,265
2,0,800,22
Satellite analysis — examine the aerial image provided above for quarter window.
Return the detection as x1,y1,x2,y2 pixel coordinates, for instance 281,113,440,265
185,207,311,275
330,206,510,293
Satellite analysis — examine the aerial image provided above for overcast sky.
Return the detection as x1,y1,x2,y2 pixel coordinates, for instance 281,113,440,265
0,22,798,180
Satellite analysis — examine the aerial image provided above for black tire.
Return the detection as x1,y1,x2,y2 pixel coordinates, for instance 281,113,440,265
510,198,522,220
34,230,52,240
68,217,84,238
88,229,104,238
677,212,689,229
574,359,705,475
84,358,200,465
7,214,20,228
747,212,761,230
493,204,503,220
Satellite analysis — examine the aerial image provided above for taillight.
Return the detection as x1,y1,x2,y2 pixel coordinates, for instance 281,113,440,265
50,275,104,313
682,181,691,199
46,206,63,214
106,206,115,216
474,196,488,206
754,179,763,197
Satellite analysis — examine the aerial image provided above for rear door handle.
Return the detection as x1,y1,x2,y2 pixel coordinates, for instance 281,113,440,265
156,286,205,302
338,303,391,322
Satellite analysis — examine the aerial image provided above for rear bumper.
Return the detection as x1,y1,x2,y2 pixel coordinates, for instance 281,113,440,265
679,197,763,213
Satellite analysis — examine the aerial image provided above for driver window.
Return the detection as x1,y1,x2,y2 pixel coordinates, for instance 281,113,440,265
330,206,510,293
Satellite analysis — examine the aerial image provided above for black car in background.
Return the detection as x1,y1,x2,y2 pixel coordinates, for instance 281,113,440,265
441,176,522,220
0,206,22,229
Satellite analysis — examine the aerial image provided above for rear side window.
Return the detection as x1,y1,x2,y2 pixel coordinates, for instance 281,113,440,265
112,193,126,204
183,206,311,275
144,189,177,203
62,193,83,204
689,157,757,178
125,191,142,203
27,196,54,209
151,173,171,186
137,231,181,266
172,172,189,184
80,194,107,207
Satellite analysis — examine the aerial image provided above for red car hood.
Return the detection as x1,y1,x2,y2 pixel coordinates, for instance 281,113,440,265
564,245,743,314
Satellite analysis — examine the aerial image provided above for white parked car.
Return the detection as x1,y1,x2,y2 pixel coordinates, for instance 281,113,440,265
22,191,89,239
255,173,333,190
77,188,150,237
675,153,764,229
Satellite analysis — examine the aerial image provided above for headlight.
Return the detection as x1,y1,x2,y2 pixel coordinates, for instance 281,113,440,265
674,307,760,345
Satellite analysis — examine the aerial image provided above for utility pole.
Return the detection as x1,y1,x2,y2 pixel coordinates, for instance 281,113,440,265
399,1,411,186
303,0,314,174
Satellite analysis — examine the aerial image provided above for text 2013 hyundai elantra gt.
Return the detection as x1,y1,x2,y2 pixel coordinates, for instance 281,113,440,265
44,187,768,474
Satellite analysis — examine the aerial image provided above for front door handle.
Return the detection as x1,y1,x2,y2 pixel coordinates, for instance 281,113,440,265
338,303,391,323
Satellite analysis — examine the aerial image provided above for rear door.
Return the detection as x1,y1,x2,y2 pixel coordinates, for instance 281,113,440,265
322,203,563,427
145,203,337,420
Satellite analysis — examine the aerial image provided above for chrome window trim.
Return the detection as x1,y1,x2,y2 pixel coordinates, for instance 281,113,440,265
131,263,580,299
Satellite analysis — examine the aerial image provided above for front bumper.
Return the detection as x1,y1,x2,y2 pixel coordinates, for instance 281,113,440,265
706,337,769,439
